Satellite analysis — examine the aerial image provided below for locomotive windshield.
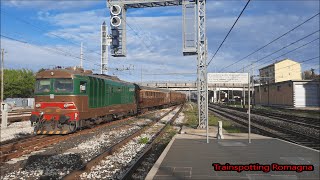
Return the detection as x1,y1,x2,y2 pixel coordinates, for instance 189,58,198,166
35,79,51,93
35,78,73,94
54,79,73,93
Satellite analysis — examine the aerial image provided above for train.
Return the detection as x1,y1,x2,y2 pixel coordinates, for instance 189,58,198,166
30,67,186,134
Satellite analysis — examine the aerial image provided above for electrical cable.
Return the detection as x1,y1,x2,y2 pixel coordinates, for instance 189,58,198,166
207,0,251,67
218,12,320,72
253,39,319,71
234,30,319,72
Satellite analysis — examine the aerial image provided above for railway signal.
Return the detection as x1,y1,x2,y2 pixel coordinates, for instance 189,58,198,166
109,4,126,57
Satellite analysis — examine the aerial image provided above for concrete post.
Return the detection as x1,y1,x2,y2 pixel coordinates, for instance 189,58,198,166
1,49,4,103
1,102,8,128
248,73,251,143
213,90,217,103
216,121,224,139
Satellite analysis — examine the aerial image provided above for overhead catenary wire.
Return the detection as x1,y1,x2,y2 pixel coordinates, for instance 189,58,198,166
142,72,196,76
1,10,102,57
1,34,102,67
1,33,133,74
253,38,319,71
233,30,320,72
207,0,251,67
266,56,319,73
3,30,89,61
218,12,320,72
219,56,320,84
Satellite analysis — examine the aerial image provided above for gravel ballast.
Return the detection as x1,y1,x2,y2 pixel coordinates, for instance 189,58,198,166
1,108,173,179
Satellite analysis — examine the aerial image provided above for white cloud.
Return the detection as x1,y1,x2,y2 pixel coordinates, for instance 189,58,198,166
0,38,100,71
2,0,319,82
3,0,103,11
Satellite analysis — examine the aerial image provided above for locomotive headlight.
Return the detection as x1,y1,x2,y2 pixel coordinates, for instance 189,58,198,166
36,103,41,108
64,103,69,108
63,103,76,109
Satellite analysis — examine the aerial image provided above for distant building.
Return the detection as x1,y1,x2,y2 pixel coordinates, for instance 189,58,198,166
254,80,320,108
259,59,302,84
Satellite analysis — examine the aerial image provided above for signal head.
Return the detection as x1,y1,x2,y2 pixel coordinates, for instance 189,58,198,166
110,5,121,16
111,16,121,27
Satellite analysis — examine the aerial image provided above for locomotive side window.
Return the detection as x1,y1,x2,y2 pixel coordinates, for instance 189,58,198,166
54,79,73,93
35,79,51,93
80,81,87,93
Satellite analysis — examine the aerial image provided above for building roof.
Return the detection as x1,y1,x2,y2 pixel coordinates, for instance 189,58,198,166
259,58,300,71
254,79,319,87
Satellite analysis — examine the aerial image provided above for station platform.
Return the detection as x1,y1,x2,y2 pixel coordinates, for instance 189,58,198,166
146,126,319,180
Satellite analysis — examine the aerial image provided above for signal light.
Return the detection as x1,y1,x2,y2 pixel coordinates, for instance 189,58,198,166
111,16,121,27
110,5,121,16
63,103,76,109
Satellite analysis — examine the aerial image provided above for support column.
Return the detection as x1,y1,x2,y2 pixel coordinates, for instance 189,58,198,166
197,0,207,131
213,90,217,103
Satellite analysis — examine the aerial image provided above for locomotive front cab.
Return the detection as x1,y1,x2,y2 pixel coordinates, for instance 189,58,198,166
31,75,86,134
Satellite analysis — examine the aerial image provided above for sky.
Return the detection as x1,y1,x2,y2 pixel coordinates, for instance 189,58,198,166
0,0,319,83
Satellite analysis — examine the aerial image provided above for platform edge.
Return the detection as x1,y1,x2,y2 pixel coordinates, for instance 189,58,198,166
145,134,177,180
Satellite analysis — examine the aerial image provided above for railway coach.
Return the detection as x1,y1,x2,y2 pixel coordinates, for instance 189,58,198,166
30,67,186,134
135,86,171,113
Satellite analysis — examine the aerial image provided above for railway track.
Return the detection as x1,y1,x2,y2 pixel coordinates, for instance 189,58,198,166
209,104,320,150
251,110,320,128
63,104,183,179
121,105,183,180
0,108,170,163
214,104,320,130
0,111,31,123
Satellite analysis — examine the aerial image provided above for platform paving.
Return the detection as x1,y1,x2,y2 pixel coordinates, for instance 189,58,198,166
146,129,319,180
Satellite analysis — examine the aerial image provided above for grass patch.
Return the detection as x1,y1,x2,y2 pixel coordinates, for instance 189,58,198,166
184,102,245,133
154,125,177,144
139,137,149,144
183,103,198,128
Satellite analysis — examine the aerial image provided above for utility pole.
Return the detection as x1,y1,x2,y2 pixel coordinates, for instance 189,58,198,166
232,83,234,106
248,72,251,143
80,42,83,68
218,83,220,103
259,78,261,105
251,62,255,107
243,66,245,108
1,49,5,103
101,21,110,74
1,49,8,129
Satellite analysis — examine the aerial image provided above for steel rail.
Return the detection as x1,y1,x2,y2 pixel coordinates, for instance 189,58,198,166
0,108,167,163
121,104,184,179
209,105,319,150
62,105,182,180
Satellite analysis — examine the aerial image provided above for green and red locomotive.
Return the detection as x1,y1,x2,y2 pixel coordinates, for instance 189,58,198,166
30,67,186,134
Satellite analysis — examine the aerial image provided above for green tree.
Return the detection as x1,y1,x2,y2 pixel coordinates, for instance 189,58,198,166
0,69,35,99
303,69,320,80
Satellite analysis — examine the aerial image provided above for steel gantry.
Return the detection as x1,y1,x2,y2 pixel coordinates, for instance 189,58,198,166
106,0,208,130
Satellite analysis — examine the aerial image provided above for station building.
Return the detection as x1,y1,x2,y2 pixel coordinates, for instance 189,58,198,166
259,58,302,84
255,59,319,108
254,80,320,107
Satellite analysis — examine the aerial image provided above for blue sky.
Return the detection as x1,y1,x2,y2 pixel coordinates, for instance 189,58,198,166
0,0,319,82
